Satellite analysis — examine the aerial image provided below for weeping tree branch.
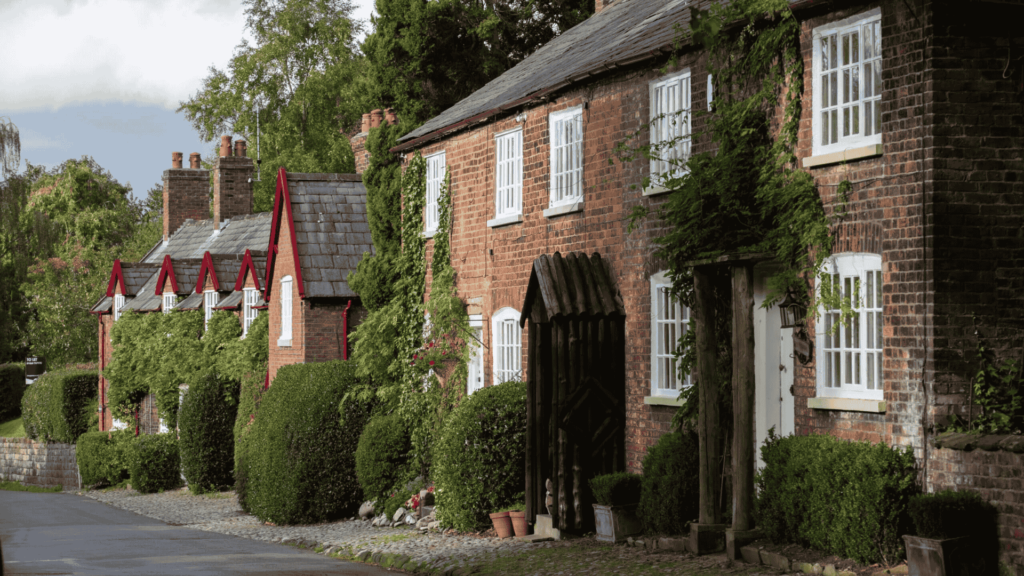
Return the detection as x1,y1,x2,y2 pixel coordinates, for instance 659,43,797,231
0,117,21,180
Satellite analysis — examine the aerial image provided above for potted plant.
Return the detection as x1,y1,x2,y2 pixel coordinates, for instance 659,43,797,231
589,472,642,543
495,503,529,537
904,489,995,576
489,509,514,539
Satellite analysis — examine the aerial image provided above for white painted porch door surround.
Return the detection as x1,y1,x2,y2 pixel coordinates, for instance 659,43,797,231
467,315,484,394
753,267,796,470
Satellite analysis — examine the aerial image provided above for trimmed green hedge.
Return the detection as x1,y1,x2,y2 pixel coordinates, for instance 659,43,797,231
77,430,133,487
590,472,642,506
355,412,412,506
639,429,700,535
127,432,181,493
240,360,371,524
756,432,917,564
21,369,98,443
433,381,527,532
179,374,238,494
0,363,25,421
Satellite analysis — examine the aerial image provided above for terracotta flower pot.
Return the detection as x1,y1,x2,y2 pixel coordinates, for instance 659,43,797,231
489,511,513,539
509,510,529,537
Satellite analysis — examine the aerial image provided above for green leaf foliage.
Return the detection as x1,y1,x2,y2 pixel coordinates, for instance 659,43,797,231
948,336,1024,435
240,360,372,524
354,411,412,505
589,472,642,507
755,431,917,565
433,381,527,532
908,489,995,540
638,429,700,534
76,429,134,487
0,363,25,421
20,368,97,443
179,373,239,494
127,432,182,494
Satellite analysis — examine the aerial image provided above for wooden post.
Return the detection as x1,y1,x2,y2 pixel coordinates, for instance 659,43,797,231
693,266,722,525
731,264,755,532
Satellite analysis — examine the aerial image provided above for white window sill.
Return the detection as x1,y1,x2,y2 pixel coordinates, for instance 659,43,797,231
543,201,583,218
277,338,292,348
487,214,523,228
808,397,886,413
644,395,683,407
643,185,672,197
803,144,882,168
422,229,437,239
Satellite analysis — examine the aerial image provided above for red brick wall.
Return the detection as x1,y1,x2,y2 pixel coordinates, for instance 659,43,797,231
163,168,209,240
98,313,113,432
352,133,369,175
213,156,254,228
268,211,303,382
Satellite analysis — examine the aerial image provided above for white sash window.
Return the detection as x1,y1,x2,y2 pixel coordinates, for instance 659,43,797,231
425,151,445,235
279,276,293,345
204,290,218,330
162,292,176,314
549,107,583,208
650,271,690,396
467,315,484,395
243,288,259,337
491,307,522,385
495,129,523,218
650,70,691,185
113,293,125,321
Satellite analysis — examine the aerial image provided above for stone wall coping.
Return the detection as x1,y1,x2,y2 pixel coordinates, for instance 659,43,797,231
931,431,1024,453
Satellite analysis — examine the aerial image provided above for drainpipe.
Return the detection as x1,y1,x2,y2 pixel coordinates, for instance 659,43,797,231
342,300,353,360
98,315,105,432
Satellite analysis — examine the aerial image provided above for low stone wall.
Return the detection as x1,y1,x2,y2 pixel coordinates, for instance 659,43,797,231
0,437,80,490
928,432,1024,573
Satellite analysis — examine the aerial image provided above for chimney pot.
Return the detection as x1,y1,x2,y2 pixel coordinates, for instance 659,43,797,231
220,135,232,157
370,109,383,129
234,139,247,158
171,152,183,169
361,113,371,133
189,153,201,169
385,108,398,126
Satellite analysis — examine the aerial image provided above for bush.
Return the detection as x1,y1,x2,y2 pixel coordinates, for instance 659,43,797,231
233,371,266,510
21,369,98,443
756,431,917,565
127,432,181,493
0,363,26,421
179,374,239,494
433,381,527,532
639,429,700,535
76,430,133,487
355,412,412,505
241,360,371,524
909,489,995,540
590,472,642,506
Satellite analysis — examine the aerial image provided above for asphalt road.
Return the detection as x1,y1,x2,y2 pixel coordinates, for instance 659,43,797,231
0,491,394,576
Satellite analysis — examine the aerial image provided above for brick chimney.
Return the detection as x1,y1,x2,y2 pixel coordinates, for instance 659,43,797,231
213,137,254,230
163,152,209,241
594,0,613,13
370,109,383,129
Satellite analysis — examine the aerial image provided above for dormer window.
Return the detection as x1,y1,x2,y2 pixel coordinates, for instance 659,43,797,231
243,288,259,337
113,293,125,321
204,290,218,330
162,292,177,314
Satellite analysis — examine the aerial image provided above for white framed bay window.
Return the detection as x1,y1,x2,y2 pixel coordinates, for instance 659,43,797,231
816,253,883,400
203,290,218,330
812,8,882,157
242,288,259,337
424,151,445,236
649,70,691,188
493,128,522,223
492,307,522,385
650,271,690,398
278,276,292,346
547,106,583,213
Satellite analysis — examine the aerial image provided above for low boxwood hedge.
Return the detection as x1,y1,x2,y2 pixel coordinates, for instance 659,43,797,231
355,412,412,506
639,429,700,535
0,363,25,421
179,373,238,494
590,472,642,506
127,432,181,493
21,369,98,443
239,360,371,524
756,431,917,564
433,381,527,532
77,430,133,487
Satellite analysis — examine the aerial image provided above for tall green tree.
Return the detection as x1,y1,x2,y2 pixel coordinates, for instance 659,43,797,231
178,0,365,212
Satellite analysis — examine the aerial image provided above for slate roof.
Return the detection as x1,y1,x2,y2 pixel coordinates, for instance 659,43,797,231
285,173,374,298
121,263,160,296
215,291,244,310
91,296,112,314
168,260,202,296
175,292,204,311
143,213,272,264
396,0,691,148
209,254,248,292
122,272,162,312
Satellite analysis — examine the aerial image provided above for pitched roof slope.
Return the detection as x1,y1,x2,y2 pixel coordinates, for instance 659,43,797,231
397,0,690,147
143,213,272,264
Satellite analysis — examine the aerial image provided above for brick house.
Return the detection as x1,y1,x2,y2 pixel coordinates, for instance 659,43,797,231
353,0,1024,560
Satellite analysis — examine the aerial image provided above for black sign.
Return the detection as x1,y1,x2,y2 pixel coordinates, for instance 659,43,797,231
25,356,45,384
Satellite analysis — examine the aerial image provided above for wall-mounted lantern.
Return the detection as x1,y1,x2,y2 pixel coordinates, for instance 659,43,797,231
779,291,806,329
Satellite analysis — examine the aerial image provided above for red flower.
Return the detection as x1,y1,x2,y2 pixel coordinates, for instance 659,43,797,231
429,360,435,366
441,351,446,356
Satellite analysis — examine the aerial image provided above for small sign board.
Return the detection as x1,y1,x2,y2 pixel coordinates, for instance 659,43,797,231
25,356,45,385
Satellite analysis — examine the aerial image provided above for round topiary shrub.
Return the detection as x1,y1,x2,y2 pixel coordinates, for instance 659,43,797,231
639,429,699,535
355,412,412,505
242,360,371,524
77,430,134,487
179,373,239,494
127,432,182,494
433,381,527,532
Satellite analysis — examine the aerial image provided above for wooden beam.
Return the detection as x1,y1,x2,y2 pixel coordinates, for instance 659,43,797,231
731,264,756,532
693,266,722,525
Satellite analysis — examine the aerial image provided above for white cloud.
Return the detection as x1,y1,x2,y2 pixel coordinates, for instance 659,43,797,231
1,0,248,112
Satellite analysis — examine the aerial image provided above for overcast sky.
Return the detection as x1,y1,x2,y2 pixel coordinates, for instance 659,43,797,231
0,0,375,199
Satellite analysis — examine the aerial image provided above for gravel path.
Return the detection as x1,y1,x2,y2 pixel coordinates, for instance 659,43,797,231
80,488,550,573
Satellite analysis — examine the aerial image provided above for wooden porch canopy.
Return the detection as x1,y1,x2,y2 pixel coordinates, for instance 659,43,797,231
520,252,626,532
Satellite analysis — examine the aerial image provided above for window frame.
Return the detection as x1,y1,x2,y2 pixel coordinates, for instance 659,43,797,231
649,69,692,186
203,290,218,331
424,151,445,236
242,288,259,337
162,292,176,315
113,293,125,322
494,127,523,220
279,276,293,346
815,252,884,400
650,270,691,398
491,307,522,386
548,106,584,209
467,315,484,395
811,8,883,157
